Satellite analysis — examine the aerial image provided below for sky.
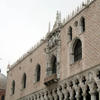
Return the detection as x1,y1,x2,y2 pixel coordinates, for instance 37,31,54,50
0,0,85,75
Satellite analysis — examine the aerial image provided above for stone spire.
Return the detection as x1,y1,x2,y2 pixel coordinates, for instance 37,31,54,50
56,11,61,25
53,11,61,30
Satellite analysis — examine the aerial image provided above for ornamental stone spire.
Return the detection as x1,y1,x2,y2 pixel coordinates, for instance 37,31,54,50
53,11,61,30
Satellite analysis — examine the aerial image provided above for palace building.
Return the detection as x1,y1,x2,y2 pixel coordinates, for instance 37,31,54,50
5,0,100,100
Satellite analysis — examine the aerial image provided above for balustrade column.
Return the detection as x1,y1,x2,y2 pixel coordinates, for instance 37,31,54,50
69,88,76,100
82,85,87,100
34,95,37,100
97,89,100,100
75,88,80,100
63,88,69,100
96,79,100,100
48,91,54,100
40,93,44,100
37,94,40,100
82,92,87,100
53,88,59,100
44,91,49,100
89,82,97,100
90,92,96,100
57,86,64,100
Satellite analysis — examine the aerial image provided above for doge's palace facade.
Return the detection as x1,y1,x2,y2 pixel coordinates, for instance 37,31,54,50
5,0,100,100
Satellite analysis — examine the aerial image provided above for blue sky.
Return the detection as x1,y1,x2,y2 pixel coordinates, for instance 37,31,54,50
0,0,84,75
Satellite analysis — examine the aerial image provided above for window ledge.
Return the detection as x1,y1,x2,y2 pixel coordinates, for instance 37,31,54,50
70,58,82,66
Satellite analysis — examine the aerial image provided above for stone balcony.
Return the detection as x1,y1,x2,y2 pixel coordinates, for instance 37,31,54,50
44,73,58,86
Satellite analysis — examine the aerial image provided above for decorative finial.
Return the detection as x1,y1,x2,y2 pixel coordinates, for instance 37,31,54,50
53,11,62,30
56,11,61,25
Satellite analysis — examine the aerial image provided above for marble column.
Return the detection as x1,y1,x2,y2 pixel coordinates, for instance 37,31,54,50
69,88,76,100
40,93,44,100
90,92,96,100
81,83,88,100
44,91,49,100
53,88,59,100
82,92,87,100
63,88,70,100
34,94,37,100
89,82,97,100
48,90,54,100
75,87,80,100
96,79,100,100
57,86,64,100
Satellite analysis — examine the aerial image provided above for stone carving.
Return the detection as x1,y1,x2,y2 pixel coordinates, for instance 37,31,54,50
47,32,60,50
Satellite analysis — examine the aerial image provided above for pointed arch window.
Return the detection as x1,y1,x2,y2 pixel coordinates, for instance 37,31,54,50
80,17,85,32
68,26,72,40
11,80,15,95
22,73,27,89
36,64,41,82
50,55,57,74
74,39,82,62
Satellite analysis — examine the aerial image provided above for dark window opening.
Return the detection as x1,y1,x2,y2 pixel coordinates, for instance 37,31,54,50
80,17,85,32
68,26,72,40
36,64,41,82
51,55,57,74
74,39,82,62
12,80,15,95
23,73,26,89
1,95,5,100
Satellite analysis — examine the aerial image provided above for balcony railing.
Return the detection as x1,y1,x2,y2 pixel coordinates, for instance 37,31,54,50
44,74,58,86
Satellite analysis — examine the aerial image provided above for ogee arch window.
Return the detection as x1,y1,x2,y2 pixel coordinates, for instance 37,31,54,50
36,64,41,82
